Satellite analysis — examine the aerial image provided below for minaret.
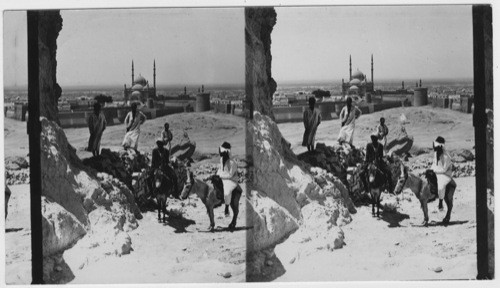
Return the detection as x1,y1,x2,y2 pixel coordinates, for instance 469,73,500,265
131,60,135,86
349,55,352,80
371,54,374,85
153,60,156,91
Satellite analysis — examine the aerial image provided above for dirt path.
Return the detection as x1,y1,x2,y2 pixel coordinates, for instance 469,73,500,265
274,177,477,281
70,186,248,284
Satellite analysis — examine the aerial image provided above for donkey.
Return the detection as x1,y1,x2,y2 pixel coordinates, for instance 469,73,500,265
180,174,242,232
366,162,387,217
393,164,457,226
152,168,176,223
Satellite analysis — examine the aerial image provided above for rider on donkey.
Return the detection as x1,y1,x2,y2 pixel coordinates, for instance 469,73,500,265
217,142,239,217
431,136,453,211
150,138,179,198
360,134,393,194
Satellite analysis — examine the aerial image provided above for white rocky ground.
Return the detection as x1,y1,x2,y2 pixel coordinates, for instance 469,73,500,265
4,112,248,284
266,106,480,281
274,177,476,281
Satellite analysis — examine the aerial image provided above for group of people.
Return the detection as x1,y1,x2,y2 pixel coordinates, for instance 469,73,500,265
87,102,239,216
302,96,453,209
86,102,147,156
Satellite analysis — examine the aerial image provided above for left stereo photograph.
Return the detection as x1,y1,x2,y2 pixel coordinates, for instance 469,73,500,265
3,8,248,284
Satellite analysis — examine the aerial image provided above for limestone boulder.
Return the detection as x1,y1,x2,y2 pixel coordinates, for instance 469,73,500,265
247,192,300,252
41,117,141,272
42,197,86,256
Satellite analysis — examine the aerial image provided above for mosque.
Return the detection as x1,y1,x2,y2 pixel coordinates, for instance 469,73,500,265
341,55,375,97
123,60,157,102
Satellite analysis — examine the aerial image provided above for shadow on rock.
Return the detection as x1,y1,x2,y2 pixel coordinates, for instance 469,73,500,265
246,252,286,282
44,255,75,284
163,215,196,233
380,209,410,228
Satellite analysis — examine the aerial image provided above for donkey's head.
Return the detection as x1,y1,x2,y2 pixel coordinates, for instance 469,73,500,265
393,163,408,195
180,170,195,200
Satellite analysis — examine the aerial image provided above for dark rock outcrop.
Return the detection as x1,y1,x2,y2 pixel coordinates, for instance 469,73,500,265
245,7,277,118
38,11,63,124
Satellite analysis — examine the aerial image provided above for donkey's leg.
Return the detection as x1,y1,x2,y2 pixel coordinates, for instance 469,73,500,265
206,206,215,232
420,199,429,226
371,191,376,216
229,191,240,230
163,199,167,223
422,200,429,226
157,197,162,222
443,186,455,224
377,192,381,217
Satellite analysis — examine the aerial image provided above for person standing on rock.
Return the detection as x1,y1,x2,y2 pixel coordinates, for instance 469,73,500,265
338,97,362,148
87,102,107,156
217,142,239,217
431,136,453,211
161,122,173,158
376,117,389,151
122,102,146,151
302,97,322,152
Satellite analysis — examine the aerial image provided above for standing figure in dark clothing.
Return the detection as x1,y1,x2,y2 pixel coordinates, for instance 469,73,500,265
302,97,322,152
87,102,107,156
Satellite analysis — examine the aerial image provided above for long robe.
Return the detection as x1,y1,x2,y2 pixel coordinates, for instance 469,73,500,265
122,111,146,150
217,158,238,205
87,112,107,154
376,123,389,147
302,108,321,147
338,105,362,144
431,150,453,200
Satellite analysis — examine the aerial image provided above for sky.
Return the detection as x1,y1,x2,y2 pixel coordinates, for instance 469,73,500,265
2,5,475,88
3,8,244,88
272,5,474,84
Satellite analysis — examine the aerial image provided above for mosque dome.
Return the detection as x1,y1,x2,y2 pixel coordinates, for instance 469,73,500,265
133,74,147,86
349,78,361,86
131,91,142,100
352,70,365,80
132,84,144,91
349,85,359,91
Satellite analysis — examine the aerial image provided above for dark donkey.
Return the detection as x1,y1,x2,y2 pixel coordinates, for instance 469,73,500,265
152,168,176,223
180,174,242,232
366,162,387,217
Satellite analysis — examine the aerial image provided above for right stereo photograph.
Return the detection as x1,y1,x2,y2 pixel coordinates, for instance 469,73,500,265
245,5,494,282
